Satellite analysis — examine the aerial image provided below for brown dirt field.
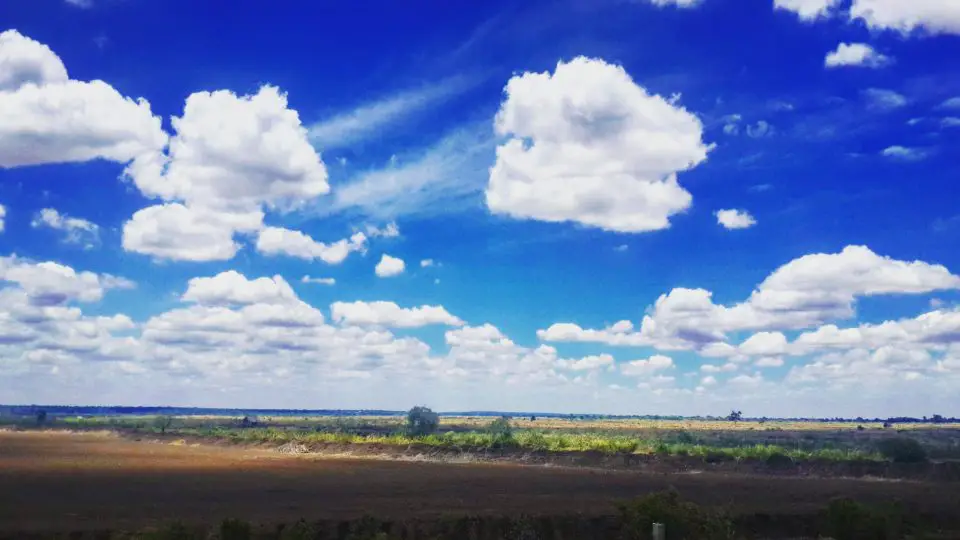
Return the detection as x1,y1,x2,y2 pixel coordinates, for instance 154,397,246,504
2,431,960,534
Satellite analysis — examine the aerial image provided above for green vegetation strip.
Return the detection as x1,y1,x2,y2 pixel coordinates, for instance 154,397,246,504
135,425,882,462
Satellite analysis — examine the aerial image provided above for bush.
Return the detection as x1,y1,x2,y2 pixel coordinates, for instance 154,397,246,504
516,430,549,451
703,451,732,464
617,489,733,539
278,519,317,540
876,437,927,463
346,516,388,540
406,406,439,436
153,415,174,434
765,453,794,469
219,518,252,540
823,498,904,540
487,417,515,448
488,417,513,437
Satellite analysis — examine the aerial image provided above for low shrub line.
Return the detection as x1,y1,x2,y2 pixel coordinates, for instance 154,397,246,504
134,425,885,462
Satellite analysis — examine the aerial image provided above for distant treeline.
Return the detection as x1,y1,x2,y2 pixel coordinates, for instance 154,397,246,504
1,405,956,423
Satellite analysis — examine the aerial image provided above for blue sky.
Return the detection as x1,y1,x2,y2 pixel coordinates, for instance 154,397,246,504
1,0,959,416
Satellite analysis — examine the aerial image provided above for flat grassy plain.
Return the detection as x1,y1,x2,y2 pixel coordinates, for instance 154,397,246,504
47,414,960,462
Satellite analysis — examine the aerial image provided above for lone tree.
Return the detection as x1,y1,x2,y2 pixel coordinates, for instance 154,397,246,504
35,410,47,426
153,415,174,434
487,416,514,447
406,406,439,436
727,410,743,422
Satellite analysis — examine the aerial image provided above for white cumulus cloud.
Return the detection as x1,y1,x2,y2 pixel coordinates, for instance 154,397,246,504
486,56,711,233
123,85,328,261
331,300,463,328
122,203,264,262
540,246,960,352
364,222,400,238
715,209,756,230
739,331,789,356
0,255,133,306
127,85,328,209
182,271,298,306
256,227,367,264
849,0,960,36
375,254,405,277
774,0,842,20
755,357,785,368
0,30,167,169
825,43,891,68
621,354,674,376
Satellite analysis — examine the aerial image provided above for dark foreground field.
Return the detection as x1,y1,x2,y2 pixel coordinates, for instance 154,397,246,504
2,431,960,538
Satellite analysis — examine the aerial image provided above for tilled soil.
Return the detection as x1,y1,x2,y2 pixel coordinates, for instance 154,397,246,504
2,431,959,534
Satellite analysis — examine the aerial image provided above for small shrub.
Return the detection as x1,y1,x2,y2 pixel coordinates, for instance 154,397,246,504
823,498,904,540
406,406,439,436
488,417,513,437
703,451,731,464
617,489,733,539
346,516,387,540
517,430,549,452
506,515,541,540
487,417,515,448
153,415,174,434
876,437,927,463
278,519,317,540
219,518,252,540
765,453,794,469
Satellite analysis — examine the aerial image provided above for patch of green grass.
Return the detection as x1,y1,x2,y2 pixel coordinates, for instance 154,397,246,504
153,424,883,462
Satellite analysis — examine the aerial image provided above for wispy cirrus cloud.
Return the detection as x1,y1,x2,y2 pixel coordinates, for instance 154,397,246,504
308,76,476,151
317,122,495,220
862,88,907,110
881,145,928,161
31,208,101,248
